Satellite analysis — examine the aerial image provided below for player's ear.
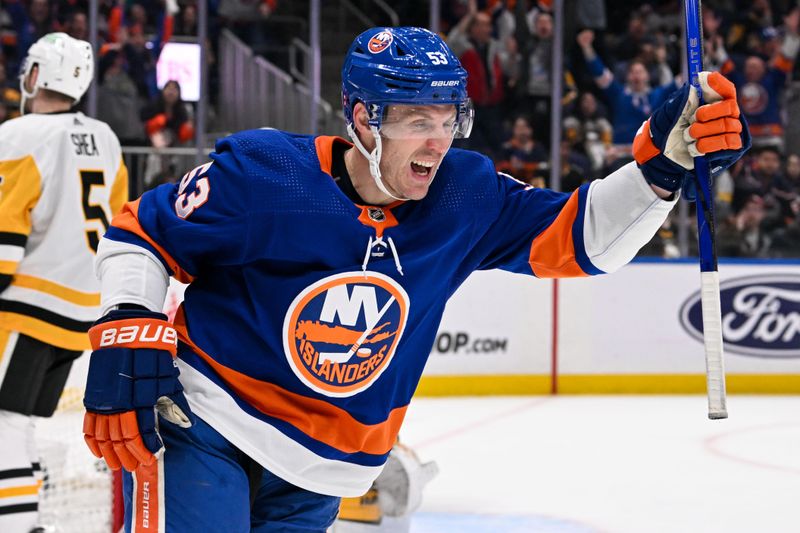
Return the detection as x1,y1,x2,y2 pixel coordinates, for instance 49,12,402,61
352,102,375,150
353,102,370,133
25,64,39,93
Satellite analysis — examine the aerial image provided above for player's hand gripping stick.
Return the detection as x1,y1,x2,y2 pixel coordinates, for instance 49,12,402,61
633,71,749,199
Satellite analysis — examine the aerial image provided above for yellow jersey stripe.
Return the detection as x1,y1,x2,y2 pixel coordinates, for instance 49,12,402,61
0,312,90,350
0,260,18,275
11,274,100,307
0,155,42,236
0,483,40,499
110,157,130,216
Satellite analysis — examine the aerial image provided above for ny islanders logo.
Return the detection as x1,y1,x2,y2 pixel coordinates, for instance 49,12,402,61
283,272,410,397
739,82,769,115
368,31,393,54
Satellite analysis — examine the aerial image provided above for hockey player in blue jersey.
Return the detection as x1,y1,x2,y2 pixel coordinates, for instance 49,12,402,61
81,27,749,532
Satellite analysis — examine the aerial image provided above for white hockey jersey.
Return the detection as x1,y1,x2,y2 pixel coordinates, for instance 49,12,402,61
0,112,128,350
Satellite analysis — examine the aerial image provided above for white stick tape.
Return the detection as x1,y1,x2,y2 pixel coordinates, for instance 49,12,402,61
700,271,728,419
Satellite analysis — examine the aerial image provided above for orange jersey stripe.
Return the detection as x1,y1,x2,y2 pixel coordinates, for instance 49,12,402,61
528,191,588,279
174,307,406,456
111,199,195,283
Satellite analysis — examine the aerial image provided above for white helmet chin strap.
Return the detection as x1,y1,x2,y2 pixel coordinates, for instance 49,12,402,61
19,79,38,116
347,122,407,202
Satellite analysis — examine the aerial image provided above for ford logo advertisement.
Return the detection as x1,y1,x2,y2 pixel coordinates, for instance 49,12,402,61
679,274,800,358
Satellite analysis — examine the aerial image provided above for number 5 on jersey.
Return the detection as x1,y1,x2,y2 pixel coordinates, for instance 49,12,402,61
80,169,110,253
175,161,213,219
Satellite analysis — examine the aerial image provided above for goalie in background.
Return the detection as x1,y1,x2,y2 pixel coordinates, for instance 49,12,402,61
334,442,438,532
0,33,128,533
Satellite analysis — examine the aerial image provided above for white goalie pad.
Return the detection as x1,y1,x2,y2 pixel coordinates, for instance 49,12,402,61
331,444,438,533
375,443,438,517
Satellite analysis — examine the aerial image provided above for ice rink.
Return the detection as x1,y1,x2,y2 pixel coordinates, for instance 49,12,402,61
400,395,800,533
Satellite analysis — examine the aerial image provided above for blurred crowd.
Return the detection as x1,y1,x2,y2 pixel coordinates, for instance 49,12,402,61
0,0,202,147
0,0,280,143
440,0,800,258
0,0,799,258
0,0,280,185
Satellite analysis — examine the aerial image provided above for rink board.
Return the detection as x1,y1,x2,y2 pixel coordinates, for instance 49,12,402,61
81,261,800,397
418,260,800,395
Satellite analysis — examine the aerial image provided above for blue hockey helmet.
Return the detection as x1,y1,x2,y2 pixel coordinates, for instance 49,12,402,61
341,27,473,201
341,27,473,138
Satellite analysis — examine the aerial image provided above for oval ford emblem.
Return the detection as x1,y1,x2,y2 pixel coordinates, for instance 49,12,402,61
679,274,800,358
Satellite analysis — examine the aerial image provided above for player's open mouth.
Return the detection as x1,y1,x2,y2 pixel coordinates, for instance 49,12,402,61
410,160,435,177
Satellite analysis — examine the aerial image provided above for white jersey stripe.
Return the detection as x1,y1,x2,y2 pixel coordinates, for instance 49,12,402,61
177,360,382,498
0,245,24,263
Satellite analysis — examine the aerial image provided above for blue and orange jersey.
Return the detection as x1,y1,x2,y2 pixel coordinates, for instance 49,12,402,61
586,56,679,144
100,128,667,496
727,67,788,139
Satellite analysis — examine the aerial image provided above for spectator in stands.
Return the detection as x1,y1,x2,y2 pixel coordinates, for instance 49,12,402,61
25,0,55,41
64,10,88,41
715,166,737,221
559,138,592,192
770,197,800,257
637,36,674,88
612,13,648,64
141,79,194,147
107,1,175,53
97,49,146,144
723,9,800,149
175,2,198,36
563,91,612,178
639,213,681,258
576,28,678,147
129,3,149,32
717,194,772,258
218,0,276,55
2,0,58,75
513,6,568,147
495,115,548,184
122,25,159,99
748,146,783,199
727,0,776,56
447,0,515,157
773,152,800,223
0,100,9,126
702,7,730,73
0,62,20,121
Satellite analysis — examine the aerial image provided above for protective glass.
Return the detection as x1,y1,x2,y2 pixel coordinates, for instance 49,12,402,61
378,101,474,140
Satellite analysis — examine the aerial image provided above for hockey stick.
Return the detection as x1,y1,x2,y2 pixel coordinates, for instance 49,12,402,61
684,0,728,419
